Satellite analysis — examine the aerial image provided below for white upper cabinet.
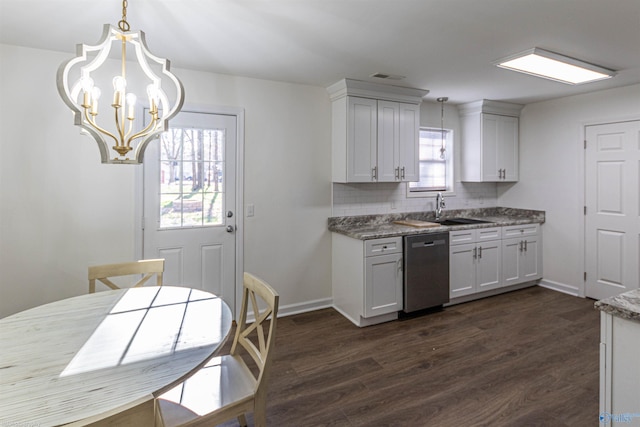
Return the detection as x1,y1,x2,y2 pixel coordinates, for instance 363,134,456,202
458,100,523,182
328,79,427,183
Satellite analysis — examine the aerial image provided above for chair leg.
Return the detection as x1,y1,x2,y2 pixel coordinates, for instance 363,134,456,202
253,406,267,427
237,414,248,427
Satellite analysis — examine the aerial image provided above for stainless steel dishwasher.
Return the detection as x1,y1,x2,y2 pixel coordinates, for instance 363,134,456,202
403,232,449,313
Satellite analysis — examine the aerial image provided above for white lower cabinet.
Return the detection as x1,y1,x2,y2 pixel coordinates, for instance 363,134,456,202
332,233,403,327
502,224,542,286
599,312,640,425
450,224,543,301
450,227,502,298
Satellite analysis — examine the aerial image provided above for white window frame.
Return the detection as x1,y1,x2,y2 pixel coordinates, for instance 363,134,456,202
407,127,454,198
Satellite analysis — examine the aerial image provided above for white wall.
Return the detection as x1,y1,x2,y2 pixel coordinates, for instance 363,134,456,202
497,83,640,296
0,44,332,318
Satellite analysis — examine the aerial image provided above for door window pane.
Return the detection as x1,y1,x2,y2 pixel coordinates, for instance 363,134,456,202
159,128,225,228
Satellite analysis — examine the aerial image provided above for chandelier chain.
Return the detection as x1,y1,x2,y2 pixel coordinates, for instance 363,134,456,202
118,0,130,32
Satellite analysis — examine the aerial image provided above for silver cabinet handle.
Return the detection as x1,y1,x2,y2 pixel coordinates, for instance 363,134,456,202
395,167,400,180
524,240,528,251
372,166,377,181
473,247,477,259
478,246,482,259
519,241,523,252
401,166,405,180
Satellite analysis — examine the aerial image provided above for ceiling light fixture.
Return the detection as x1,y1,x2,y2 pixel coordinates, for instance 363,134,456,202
57,0,184,164
495,47,616,85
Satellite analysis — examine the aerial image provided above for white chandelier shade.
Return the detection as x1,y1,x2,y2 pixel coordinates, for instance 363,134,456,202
57,23,184,164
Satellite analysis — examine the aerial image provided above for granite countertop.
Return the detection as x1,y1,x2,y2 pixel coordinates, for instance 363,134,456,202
594,289,640,323
328,207,545,240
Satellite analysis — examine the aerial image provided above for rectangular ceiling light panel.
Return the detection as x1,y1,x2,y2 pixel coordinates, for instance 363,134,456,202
496,48,616,85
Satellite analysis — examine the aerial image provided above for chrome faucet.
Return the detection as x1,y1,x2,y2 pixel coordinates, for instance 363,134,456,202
435,192,445,220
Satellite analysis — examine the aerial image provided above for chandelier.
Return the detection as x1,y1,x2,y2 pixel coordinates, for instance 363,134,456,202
56,0,184,164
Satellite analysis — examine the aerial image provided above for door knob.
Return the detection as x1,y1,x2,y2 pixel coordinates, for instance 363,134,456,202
226,225,235,233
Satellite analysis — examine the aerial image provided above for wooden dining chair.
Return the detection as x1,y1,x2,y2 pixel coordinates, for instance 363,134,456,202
156,272,280,427
88,259,165,293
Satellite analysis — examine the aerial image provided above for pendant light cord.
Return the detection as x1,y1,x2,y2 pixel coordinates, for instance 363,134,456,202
437,97,448,159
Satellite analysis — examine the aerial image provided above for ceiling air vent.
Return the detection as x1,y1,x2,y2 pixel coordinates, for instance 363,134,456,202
370,72,405,80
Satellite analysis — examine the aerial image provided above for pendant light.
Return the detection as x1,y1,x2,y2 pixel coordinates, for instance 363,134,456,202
437,97,448,160
57,0,184,164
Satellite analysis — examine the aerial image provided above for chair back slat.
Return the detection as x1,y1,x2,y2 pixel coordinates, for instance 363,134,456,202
231,272,279,388
88,259,164,293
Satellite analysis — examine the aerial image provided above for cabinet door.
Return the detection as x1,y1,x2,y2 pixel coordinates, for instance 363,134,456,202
450,243,476,298
502,237,522,286
498,115,519,181
481,114,519,182
398,103,420,181
520,236,542,281
347,97,378,182
364,253,403,317
377,100,399,182
476,240,502,292
481,114,501,181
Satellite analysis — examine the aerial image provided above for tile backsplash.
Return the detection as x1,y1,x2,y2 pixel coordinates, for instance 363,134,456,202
332,181,497,217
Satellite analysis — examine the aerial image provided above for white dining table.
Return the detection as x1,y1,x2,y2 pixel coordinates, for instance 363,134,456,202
0,286,232,426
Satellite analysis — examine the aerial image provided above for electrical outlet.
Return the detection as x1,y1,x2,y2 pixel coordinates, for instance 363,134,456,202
247,204,255,217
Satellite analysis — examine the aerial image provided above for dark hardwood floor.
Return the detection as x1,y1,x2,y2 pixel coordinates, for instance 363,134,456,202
224,286,600,427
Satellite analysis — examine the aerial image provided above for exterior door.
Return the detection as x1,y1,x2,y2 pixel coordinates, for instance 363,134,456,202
143,111,237,311
585,120,640,300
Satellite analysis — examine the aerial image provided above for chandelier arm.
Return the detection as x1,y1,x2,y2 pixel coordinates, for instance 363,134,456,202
113,107,126,148
124,119,135,141
126,116,158,148
84,108,119,146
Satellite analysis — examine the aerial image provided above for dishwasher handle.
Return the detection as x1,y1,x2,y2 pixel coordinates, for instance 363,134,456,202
411,238,446,248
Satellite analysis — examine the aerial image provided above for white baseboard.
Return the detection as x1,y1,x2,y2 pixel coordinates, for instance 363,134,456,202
538,279,581,297
277,297,333,318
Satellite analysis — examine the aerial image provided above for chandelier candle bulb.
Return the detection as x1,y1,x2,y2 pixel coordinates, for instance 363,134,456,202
90,87,101,115
126,93,136,120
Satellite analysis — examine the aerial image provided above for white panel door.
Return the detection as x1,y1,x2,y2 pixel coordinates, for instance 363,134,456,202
585,120,640,300
481,114,500,181
476,240,502,292
502,238,522,287
143,111,237,311
377,100,399,182
498,115,519,181
450,243,476,298
398,103,420,182
364,253,402,317
347,96,377,182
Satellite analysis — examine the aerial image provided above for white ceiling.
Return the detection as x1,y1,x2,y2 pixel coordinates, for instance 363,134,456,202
1,0,639,105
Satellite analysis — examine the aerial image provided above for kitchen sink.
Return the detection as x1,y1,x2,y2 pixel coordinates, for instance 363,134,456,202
435,217,493,226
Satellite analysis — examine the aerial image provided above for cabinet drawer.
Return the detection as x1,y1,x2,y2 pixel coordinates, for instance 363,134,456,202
503,224,539,238
450,229,476,245
365,236,402,256
450,227,501,245
477,227,502,241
